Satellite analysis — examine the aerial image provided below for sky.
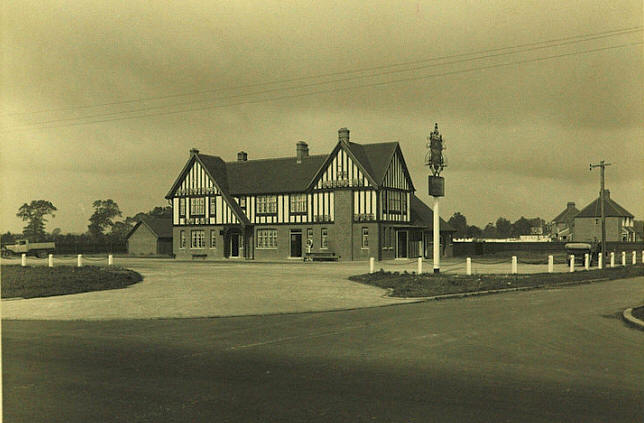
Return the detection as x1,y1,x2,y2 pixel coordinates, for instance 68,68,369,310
1,0,642,234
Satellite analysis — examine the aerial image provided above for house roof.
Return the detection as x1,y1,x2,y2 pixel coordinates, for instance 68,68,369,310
410,195,456,232
126,217,173,240
575,195,633,218
552,205,579,223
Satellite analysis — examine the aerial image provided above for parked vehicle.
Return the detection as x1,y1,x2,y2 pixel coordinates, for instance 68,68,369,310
564,242,599,266
1,239,56,258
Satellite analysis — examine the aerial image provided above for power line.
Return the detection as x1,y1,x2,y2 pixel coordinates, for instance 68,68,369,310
3,26,641,117
4,41,641,132
9,29,642,129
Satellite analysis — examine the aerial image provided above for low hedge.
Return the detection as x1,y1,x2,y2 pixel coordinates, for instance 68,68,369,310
349,264,644,298
1,265,142,299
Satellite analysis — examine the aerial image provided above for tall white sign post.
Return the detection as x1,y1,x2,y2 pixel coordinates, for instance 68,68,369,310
426,123,446,274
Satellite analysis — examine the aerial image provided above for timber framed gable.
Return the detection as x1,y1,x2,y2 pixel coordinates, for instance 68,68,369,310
308,141,378,191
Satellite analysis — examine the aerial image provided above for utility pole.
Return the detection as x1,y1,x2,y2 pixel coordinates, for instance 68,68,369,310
426,123,446,273
589,161,611,259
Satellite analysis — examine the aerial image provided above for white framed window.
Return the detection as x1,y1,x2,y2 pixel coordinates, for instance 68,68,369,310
256,229,277,249
256,195,277,215
362,227,369,249
209,197,217,217
321,228,328,249
191,230,205,248
210,230,217,248
190,197,205,216
180,230,186,248
289,193,307,214
179,198,186,216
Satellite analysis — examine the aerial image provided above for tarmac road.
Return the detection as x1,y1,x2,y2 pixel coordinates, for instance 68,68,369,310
4,276,643,422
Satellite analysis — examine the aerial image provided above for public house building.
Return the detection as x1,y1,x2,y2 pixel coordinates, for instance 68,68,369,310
165,128,454,261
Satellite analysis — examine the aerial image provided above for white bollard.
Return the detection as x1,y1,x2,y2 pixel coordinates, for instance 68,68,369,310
610,252,615,268
417,257,422,274
621,251,626,266
77,254,83,267
642,250,644,265
548,255,554,273
584,253,589,271
632,251,636,265
512,256,517,274
570,255,575,272
108,254,114,266
598,253,603,269
48,254,54,267
369,257,375,274
21,253,27,267
466,257,472,275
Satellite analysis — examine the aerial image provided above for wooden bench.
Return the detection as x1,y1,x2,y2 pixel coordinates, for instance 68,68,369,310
305,252,338,262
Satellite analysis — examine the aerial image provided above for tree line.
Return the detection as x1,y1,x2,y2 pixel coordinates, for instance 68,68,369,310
2,199,171,253
447,212,547,240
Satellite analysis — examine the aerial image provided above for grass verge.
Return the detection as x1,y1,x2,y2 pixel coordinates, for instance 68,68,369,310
1,265,143,299
349,264,644,298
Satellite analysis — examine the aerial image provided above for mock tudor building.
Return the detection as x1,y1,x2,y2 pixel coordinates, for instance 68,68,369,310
165,128,454,261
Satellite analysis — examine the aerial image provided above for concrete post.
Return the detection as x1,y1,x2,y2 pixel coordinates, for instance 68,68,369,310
466,257,472,275
584,253,589,271
598,253,603,269
77,254,83,267
610,252,615,268
570,255,575,272
632,251,636,265
108,254,114,266
512,256,517,274
369,257,375,274
48,254,54,268
621,251,626,266
548,255,554,273
21,253,27,267
417,257,422,274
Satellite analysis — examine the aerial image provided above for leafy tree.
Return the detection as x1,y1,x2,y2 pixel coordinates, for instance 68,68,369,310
110,221,132,241
510,216,532,237
88,199,122,237
495,217,512,238
482,223,497,238
448,212,468,238
149,206,172,218
466,225,482,238
16,200,57,241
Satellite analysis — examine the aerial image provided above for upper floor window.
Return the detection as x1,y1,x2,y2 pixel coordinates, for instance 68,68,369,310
209,197,217,217
190,197,205,216
289,194,307,214
179,198,186,216
257,195,277,215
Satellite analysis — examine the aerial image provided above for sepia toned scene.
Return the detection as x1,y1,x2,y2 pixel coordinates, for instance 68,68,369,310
2,1,643,422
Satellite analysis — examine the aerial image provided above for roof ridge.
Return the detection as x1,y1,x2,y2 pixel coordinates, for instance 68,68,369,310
224,154,327,164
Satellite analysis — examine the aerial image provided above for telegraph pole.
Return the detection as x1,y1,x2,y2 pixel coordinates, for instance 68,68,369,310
590,161,611,259
426,123,446,273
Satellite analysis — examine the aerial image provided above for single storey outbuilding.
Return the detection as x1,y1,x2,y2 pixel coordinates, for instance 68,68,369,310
126,217,173,256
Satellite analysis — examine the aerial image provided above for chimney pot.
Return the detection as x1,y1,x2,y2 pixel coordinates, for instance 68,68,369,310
602,189,610,200
338,127,350,144
237,151,248,161
567,202,575,209
296,141,309,163
190,148,200,155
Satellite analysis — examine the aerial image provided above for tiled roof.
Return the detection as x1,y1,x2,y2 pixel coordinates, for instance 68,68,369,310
410,195,455,232
552,205,579,223
127,217,173,239
575,195,633,218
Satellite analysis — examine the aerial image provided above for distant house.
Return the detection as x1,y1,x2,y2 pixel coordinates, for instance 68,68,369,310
550,202,579,241
573,190,636,242
126,217,173,256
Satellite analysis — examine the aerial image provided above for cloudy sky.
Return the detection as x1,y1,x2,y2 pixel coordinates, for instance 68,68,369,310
1,0,642,234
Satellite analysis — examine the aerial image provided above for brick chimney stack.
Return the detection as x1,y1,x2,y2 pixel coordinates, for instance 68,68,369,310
338,127,350,144
190,148,200,156
296,141,309,163
567,202,576,210
237,151,248,161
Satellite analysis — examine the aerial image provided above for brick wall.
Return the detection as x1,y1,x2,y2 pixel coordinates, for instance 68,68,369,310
128,225,158,255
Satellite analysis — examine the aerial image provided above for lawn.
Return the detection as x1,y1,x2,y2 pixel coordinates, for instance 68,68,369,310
1,265,143,299
349,264,644,298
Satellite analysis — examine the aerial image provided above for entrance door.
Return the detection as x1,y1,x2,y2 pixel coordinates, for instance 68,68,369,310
230,233,240,257
290,231,302,258
397,231,408,258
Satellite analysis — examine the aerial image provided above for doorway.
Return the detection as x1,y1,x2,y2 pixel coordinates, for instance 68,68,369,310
397,230,407,258
290,231,302,258
230,233,240,258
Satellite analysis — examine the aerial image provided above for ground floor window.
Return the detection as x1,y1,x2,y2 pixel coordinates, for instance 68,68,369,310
256,229,277,249
321,228,328,249
210,230,217,248
179,230,186,248
191,230,205,248
362,227,369,248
